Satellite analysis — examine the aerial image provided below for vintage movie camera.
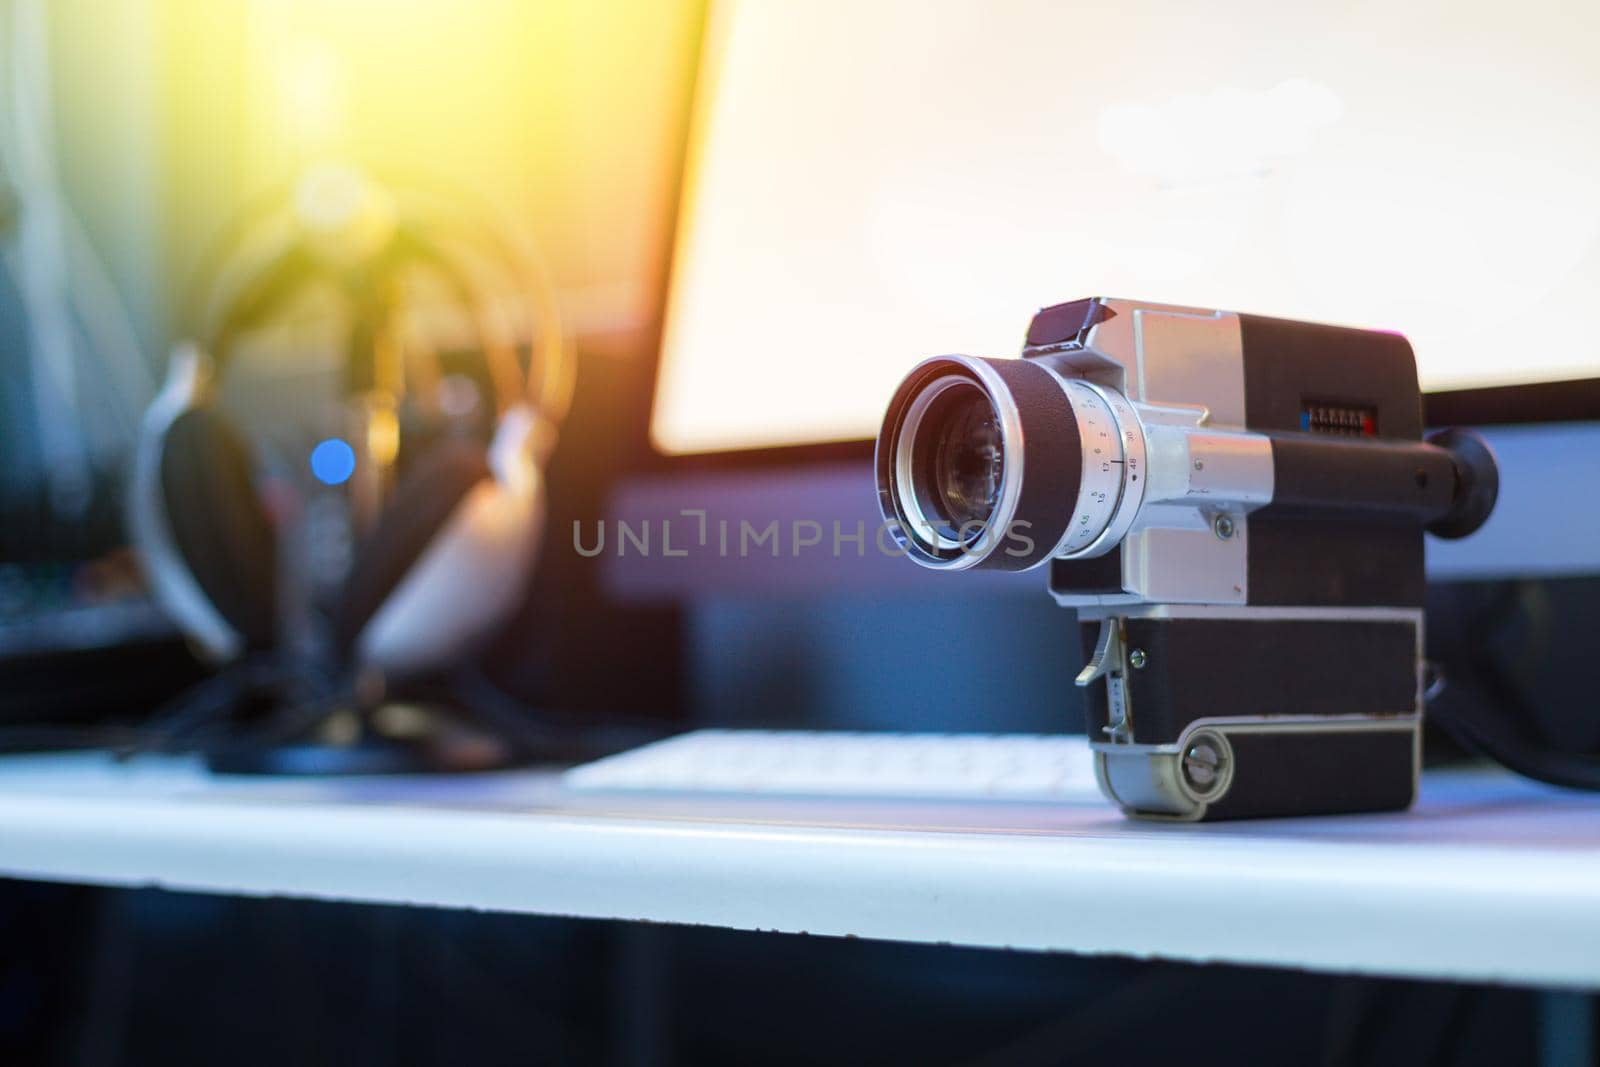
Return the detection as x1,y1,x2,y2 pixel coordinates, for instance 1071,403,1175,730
876,298,1499,820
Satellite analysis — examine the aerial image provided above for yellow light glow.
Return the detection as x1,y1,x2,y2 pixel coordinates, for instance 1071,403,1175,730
153,0,701,335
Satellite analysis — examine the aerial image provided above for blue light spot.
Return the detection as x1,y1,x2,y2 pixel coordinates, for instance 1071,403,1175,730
310,438,356,486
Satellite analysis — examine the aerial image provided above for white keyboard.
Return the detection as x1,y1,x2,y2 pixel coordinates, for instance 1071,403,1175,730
562,730,1101,803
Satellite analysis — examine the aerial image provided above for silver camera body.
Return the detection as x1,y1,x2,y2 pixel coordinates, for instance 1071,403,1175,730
876,297,1498,820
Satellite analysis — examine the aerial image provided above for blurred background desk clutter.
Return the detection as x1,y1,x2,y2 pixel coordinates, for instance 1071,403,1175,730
2,0,1600,1064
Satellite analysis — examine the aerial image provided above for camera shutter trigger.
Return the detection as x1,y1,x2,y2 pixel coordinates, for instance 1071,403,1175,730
1076,619,1121,686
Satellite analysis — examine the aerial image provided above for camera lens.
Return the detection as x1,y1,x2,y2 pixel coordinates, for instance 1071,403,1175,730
877,355,1087,571
911,382,1004,543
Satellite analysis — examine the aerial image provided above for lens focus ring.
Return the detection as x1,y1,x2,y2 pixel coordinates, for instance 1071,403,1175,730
1058,381,1147,560
1056,381,1124,554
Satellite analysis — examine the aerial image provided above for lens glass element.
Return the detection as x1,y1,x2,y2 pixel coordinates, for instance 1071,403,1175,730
911,381,1004,544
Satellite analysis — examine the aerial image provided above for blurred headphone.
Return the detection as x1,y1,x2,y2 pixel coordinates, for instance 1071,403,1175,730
129,173,572,681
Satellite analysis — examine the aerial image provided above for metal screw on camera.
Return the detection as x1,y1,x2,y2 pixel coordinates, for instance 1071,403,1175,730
1182,738,1224,793
1213,514,1235,540
1129,648,1147,669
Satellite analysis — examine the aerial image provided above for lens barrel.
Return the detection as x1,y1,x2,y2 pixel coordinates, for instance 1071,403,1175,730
876,355,1083,570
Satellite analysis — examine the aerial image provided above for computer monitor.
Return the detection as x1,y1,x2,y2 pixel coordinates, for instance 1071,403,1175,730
650,0,1600,458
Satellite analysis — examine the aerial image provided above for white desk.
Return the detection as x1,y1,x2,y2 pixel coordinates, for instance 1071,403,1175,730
1,752,1598,991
